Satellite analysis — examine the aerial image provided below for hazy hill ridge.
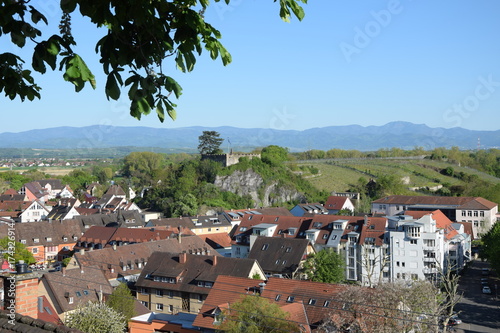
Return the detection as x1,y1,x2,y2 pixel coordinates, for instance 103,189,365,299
0,121,498,151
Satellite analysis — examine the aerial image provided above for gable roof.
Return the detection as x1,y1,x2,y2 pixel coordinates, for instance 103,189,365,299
0,310,82,333
41,268,112,314
193,275,265,328
199,233,232,249
325,196,350,210
74,236,214,280
248,237,310,275
105,184,126,196
147,217,194,229
136,252,260,295
0,219,84,247
372,195,497,209
78,226,173,247
358,217,388,246
37,179,64,190
261,277,347,328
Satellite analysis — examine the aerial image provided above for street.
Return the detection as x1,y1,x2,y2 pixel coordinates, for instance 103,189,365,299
453,260,500,333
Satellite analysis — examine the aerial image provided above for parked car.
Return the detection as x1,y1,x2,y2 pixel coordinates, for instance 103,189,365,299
482,286,492,294
449,315,462,325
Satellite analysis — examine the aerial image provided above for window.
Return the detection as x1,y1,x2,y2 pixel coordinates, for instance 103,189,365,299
308,299,317,305
69,297,74,304
401,262,405,267
32,248,38,254
275,294,281,301
205,282,213,288
285,247,291,253
461,211,466,216
367,248,375,254
83,290,89,295
282,260,287,265
467,211,472,217
275,259,280,265
334,224,342,230
286,296,295,303
154,276,160,282
474,211,478,217
396,261,400,267
168,291,173,298
313,222,322,228
169,305,174,312
323,300,330,307
288,228,295,235
156,303,163,311
46,237,52,242
156,289,163,297
140,288,147,294
407,226,420,238
75,291,82,297
63,237,68,242
240,227,247,232
480,211,485,217
410,239,417,245
198,281,204,287
323,234,329,239
261,244,269,251
198,294,203,302
33,238,39,243
161,277,168,282
20,240,26,244
474,221,479,227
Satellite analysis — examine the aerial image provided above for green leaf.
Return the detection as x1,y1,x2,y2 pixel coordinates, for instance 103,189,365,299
63,54,96,91
105,73,121,100
29,6,48,25
156,101,165,122
165,76,182,99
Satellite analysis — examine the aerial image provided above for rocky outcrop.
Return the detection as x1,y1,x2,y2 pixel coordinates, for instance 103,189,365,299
214,169,304,207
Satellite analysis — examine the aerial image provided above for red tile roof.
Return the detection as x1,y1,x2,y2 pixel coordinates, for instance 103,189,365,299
325,196,349,209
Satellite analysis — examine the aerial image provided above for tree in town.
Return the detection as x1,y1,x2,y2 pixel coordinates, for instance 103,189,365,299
1,0,306,121
106,282,136,322
0,237,36,265
122,151,166,185
215,294,301,333
198,131,224,154
481,221,500,274
64,301,126,333
302,248,345,283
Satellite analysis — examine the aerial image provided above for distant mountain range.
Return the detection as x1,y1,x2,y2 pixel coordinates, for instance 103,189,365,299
0,122,498,152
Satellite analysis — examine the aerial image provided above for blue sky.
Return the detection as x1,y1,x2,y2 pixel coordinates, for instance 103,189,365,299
3,0,500,133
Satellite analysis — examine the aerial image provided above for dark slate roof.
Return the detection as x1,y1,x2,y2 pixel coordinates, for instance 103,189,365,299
248,237,309,275
105,184,126,196
75,211,144,229
0,310,83,332
37,179,64,190
190,213,232,228
41,268,112,313
0,219,84,247
147,217,194,229
136,252,259,295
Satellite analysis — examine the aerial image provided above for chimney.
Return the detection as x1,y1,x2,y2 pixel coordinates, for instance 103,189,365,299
179,252,187,264
79,248,85,256
112,244,117,251
364,215,368,225
213,255,217,266
62,266,66,276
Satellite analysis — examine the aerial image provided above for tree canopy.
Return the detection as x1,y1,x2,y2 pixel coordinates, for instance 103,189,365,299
482,221,500,274
0,237,36,265
215,294,300,333
64,301,126,333
106,283,136,322
198,130,224,154
1,0,306,121
302,248,345,283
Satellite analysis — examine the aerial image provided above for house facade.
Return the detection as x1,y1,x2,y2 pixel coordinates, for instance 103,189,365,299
135,252,265,315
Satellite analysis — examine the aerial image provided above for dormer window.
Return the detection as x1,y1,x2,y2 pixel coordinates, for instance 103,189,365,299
286,296,295,303
63,237,68,242
33,238,39,243
285,247,291,253
275,294,281,301
198,281,204,287
313,222,322,228
308,299,316,305
261,244,269,251
239,227,247,232
323,234,329,239
20,240,26,244
46,237,52,242
288,228,295,236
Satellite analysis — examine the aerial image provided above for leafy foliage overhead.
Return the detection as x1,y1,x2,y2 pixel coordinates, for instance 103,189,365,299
1,0,307,121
